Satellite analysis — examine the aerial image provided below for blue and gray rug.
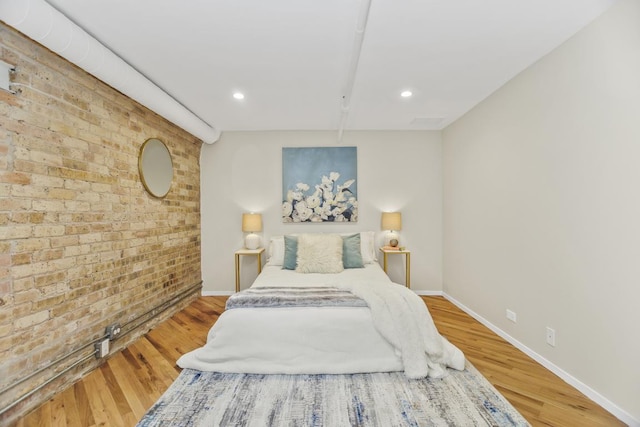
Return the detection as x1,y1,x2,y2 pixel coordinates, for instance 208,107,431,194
138,363,529,426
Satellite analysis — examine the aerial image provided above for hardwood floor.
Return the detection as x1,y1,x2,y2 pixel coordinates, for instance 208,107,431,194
15,296,623,427
423,297,623,427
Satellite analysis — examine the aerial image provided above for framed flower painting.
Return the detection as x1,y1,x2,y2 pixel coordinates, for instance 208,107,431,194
282,147,358,223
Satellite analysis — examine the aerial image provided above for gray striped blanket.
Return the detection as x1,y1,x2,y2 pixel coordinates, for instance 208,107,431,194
225,287,368,310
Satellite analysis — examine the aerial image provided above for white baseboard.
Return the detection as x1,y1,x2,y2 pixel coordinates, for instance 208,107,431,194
443,293,639,427
413,290,443,296
201,290,234,296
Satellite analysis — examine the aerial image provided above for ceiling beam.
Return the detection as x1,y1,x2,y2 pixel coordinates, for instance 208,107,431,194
337,0,372,143
0,0,221,144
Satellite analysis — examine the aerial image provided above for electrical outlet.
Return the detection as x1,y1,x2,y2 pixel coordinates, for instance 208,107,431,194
106,323,121,340
506,309,517,323
95,339,110,358
546,327,556,347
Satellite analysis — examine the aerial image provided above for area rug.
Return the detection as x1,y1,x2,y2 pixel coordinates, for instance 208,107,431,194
137,363,530,426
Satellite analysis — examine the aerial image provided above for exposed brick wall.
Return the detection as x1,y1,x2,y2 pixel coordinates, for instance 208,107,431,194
0,24,203,420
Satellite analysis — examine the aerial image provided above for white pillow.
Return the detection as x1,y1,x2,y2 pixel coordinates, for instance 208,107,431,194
359,231,377,264
296,234,344,274
266,236,284,266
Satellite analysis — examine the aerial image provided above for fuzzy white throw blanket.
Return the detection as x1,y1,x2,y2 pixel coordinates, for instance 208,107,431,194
335,280,465,379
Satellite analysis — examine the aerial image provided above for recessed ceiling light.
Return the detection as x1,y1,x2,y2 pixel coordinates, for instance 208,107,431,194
233,92,245,100
400,90,413,98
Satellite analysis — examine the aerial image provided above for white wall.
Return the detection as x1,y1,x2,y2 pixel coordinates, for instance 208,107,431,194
201,130,442,293
442,0,640,423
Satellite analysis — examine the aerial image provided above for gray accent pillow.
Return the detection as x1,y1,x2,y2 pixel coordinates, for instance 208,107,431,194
342,233,364,268
283,235,298,270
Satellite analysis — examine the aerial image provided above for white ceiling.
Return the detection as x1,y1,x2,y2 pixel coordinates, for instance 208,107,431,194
44,0,617,133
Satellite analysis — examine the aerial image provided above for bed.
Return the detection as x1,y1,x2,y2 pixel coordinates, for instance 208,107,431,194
178,232,464,379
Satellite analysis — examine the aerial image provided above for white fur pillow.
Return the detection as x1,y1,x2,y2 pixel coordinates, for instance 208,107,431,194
296,234,344,274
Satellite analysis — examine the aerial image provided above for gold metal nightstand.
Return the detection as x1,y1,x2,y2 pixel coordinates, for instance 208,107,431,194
380,247,411,288
234,247,265,292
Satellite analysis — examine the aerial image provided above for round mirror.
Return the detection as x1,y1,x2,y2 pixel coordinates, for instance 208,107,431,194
139,138,173,198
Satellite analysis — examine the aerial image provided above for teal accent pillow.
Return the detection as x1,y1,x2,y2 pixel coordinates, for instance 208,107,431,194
342,233,364,268
283,235,298,270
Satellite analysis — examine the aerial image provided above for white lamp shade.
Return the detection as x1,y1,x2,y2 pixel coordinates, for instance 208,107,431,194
381,212,402,231
242,213,262,232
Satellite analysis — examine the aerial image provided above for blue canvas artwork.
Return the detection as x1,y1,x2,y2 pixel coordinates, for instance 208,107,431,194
282,147,358,223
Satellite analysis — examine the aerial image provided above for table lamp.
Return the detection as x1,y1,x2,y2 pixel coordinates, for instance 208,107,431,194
242,213,262,249
381,212,402,247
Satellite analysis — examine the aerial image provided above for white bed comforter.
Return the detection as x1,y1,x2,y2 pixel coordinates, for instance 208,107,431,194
178,265,464,379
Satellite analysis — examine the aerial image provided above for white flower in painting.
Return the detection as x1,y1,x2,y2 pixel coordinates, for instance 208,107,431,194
323,191,334,204
313,206,326,220
306,194,321,209
286,190,301,201
342,179,355,189
282,201,293,217
282,171,357,223
294,200,312,221
331,206,345,217
317,202,332,219
295,199,308,212
298,207,312,222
